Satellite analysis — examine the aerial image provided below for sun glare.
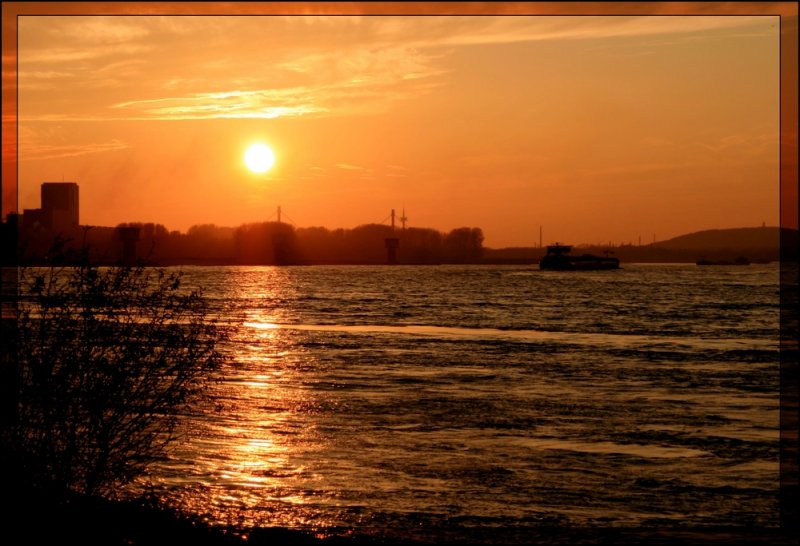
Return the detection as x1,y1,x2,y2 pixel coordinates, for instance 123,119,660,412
244,143,275,173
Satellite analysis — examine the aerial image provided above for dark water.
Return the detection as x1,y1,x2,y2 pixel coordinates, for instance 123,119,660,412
141,264,780,541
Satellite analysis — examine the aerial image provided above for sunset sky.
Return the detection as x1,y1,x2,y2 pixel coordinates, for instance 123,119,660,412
3,3,795,248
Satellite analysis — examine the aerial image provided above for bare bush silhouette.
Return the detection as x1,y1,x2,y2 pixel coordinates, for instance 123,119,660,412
5,264,224,499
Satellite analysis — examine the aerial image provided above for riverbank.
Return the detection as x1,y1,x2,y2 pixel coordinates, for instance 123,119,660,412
4,490,796,546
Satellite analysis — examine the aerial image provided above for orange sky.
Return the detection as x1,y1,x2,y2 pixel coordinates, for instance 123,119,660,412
3,2,797,247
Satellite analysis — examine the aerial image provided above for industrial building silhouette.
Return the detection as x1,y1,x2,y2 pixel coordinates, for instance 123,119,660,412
22,182,79,235
5,182,140,265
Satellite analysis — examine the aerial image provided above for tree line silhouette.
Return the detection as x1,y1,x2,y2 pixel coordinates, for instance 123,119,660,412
6,219,485,266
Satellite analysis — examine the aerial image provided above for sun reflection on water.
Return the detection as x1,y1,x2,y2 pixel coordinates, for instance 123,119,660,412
137,265,780,533
244,321,280,330
147,271,338,529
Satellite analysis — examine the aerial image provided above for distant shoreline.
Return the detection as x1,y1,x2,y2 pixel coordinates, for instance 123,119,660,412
3,225,795,267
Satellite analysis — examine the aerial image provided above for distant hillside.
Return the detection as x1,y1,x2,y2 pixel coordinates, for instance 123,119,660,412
483,226,797,264
653,226,785,251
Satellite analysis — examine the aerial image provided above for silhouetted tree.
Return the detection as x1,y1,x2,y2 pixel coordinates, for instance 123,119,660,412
345,224,395,264
233,222,299,265
6,264,224,499
117,222,170,263
444,227,484,263
296,226,347,264
179,224,235,263
402,227,444,264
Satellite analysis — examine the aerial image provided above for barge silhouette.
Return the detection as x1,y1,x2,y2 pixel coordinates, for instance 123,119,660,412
539,243,620,271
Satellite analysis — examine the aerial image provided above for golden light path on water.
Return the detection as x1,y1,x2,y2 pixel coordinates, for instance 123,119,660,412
152,321,327,529
137,265,780,535
243,321,778,353
150,320,774,529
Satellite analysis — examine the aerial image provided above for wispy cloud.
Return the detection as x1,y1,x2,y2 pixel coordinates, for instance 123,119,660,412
112,89,327,120
694,131,778,157
373,15,775,48
21,41,446,121
336,163,368,171
16,14,775,123
385,164,408,177
19,139,128,161
642,129,777,159
20,42,153,65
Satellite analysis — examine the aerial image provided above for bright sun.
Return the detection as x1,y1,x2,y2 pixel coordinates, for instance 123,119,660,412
244,143,275,173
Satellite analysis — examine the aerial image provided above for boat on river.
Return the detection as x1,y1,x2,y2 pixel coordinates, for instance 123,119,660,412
539,243,620,271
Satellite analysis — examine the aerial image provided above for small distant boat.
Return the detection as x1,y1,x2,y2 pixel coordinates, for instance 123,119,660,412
696,256,750,266
539,243,620,271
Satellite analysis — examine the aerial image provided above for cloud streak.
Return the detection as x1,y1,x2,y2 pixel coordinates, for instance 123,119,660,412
336,163,369,171
19,139,128,161
112,89,327,120
407,15,775,48
17,15,773,123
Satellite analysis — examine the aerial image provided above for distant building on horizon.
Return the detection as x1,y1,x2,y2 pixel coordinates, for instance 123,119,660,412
21,182,79,235
41,182,79,233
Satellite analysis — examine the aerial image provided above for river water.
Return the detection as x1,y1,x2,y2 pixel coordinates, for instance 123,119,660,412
139,264,780,541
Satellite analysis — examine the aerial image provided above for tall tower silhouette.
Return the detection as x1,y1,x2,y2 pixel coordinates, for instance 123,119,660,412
41,182,79,233
384,209,400,264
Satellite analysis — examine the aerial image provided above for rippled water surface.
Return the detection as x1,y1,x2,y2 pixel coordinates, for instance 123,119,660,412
142,264,780,541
